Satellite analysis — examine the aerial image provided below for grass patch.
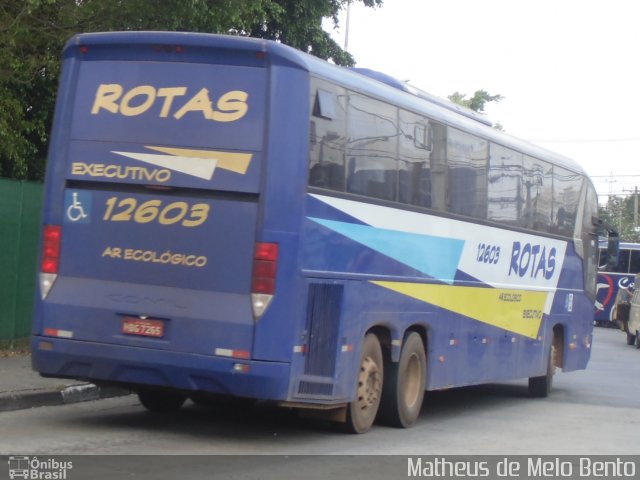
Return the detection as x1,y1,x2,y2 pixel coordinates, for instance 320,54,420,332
0,337,30,357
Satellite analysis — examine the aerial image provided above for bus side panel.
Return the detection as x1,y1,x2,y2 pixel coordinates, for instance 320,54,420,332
549,243,595,372
294,276,545,394
252,64,310,363
299,193,592,392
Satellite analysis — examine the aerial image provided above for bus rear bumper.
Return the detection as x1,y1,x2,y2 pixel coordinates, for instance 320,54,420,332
30,336,291,401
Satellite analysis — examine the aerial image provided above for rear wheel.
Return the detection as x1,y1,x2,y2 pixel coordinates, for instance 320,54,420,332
379,332,426,428
529,342,557,398
138,390,186,412
345,333,383,434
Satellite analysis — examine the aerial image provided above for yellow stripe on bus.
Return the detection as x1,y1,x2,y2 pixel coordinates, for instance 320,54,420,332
371,281,548,339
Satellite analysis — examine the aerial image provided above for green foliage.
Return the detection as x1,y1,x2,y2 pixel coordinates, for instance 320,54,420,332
599,195,640,242
448,89,504,131
0,0,382,181
448,89,504,113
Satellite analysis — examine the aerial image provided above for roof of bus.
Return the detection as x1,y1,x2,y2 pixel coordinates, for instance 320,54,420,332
68,31,589,178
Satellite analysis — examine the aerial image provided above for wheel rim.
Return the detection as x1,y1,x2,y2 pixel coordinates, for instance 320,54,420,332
356,356,381,412
403,352,422,408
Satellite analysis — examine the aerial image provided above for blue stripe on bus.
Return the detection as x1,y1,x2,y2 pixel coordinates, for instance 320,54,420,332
309,217,465,284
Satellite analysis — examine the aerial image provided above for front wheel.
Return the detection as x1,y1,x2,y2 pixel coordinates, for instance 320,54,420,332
627,332,636,346
528,342,557,398
379,332,426,428
345,333,384,434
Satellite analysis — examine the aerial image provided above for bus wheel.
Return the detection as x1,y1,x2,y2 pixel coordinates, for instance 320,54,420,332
137,390,186,412
379,331,426,428
627,332,636,346
528,343,557,398
345,333,383,434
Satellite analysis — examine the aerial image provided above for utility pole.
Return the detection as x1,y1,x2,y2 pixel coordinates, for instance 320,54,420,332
344,1,351,52
635,186,638,229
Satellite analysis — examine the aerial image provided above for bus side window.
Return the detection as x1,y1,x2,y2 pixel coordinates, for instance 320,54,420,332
488,144,523,227
615,249,631,273
346,92,398,201
522,156,552,233
446,128,488,219
630,250,640,274
309,81,347,192
398,110,432,208
552,165,581,237
430,123,447,212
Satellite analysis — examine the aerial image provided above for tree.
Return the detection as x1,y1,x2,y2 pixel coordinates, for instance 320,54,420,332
448,89,504,130
599,195,640,243
448,90,503,113
0,0,382,181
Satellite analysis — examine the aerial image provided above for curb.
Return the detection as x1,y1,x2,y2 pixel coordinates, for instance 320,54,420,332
0,384,131,413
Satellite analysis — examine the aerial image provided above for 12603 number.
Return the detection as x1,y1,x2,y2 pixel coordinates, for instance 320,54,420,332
103,197,209,227
477,243,501,264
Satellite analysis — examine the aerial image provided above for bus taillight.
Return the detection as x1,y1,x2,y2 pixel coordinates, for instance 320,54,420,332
41,225,61,274
39,225,61,299
251,242,278,318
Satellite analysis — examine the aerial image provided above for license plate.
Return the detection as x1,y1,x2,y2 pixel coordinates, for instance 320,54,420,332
121,317,164,338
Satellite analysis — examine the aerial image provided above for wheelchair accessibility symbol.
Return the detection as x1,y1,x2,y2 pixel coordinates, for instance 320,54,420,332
64,190,92,224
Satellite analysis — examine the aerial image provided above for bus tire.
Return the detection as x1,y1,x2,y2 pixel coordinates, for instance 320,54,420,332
137,390,186,413
379,331,426,428
345,333,383,434
627,332,636,346
528,343,556,398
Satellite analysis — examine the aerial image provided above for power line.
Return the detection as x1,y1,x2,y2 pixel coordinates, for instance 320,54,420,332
591,174,640,178
597,192,637,196
528,138,640,143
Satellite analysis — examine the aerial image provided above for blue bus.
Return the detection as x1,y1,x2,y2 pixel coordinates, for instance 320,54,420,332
595,242,640,326
32,32,613,433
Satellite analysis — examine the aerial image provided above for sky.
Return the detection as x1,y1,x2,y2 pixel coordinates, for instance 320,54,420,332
323,0,640,202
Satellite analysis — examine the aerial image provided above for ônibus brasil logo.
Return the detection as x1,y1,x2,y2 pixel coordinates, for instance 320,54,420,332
8,456,73,480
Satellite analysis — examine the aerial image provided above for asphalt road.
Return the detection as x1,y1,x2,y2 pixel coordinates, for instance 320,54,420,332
0,327,638,460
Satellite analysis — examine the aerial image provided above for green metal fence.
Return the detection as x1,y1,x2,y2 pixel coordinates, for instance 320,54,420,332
0,178,43,341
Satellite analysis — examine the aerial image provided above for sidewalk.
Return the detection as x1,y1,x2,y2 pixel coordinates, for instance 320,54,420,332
0,353,130,412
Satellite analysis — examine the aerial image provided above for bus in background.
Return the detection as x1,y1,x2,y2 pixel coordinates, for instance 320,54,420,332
595,242,640,328
32,32,614,434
